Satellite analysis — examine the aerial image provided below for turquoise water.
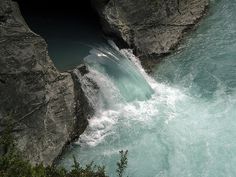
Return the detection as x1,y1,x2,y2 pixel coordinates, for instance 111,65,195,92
60,0,236,177
84,42,154,102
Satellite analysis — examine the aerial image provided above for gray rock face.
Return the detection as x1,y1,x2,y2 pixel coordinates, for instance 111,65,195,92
92,0,209,59
69,65,99,137
0,0,90,165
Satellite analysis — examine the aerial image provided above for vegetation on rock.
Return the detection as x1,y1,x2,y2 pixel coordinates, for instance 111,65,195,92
0,123,128,177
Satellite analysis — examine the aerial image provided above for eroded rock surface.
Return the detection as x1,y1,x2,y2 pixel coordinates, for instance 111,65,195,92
0,0,90,165
92,0,209,59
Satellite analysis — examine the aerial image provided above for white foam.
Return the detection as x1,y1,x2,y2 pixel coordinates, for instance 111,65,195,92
77,45,186,147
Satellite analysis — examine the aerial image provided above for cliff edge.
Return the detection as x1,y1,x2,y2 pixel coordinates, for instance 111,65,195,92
0,0,90,165
92,0,209,66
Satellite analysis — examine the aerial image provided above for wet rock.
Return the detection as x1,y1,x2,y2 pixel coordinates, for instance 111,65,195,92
92,0,209,60
71,65,99,120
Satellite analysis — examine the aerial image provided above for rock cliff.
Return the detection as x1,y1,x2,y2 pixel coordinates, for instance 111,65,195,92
92,0,209,63
0,0,91,165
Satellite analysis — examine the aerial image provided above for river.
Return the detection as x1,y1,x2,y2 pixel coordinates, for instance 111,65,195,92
29,0,236,176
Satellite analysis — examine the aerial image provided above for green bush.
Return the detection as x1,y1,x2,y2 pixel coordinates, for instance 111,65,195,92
0,124,128,177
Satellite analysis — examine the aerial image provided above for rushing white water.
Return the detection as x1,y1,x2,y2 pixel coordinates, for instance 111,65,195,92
60,1,236,177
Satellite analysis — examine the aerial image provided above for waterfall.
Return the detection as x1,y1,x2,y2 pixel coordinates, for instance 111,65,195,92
73,41,156,146
83,41,154,103
60,41,187,175
60,1,236,176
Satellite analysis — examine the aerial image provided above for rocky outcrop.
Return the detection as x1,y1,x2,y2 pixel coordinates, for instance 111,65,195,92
0,0,90,165
92,0,209,61
69,65,99,137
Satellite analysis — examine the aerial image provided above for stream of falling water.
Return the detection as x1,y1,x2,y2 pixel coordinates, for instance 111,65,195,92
60,1,236,176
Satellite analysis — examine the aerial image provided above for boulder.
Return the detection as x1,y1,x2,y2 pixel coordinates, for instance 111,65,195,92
92,0,209,60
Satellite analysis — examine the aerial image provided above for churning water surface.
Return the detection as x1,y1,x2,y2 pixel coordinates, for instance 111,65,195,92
59,0,236,177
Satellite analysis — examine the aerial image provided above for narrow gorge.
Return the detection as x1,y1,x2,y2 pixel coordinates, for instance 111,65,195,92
1,0,236,177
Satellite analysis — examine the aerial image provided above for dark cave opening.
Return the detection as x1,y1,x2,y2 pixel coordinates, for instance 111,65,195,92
15,0,106,71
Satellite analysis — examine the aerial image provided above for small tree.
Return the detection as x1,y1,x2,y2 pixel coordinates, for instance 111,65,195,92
116,150,128,177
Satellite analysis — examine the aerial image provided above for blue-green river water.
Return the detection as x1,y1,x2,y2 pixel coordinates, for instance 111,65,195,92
59,0,236,176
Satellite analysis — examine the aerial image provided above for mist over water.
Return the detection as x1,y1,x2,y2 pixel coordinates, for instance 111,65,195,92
59,0,236,176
